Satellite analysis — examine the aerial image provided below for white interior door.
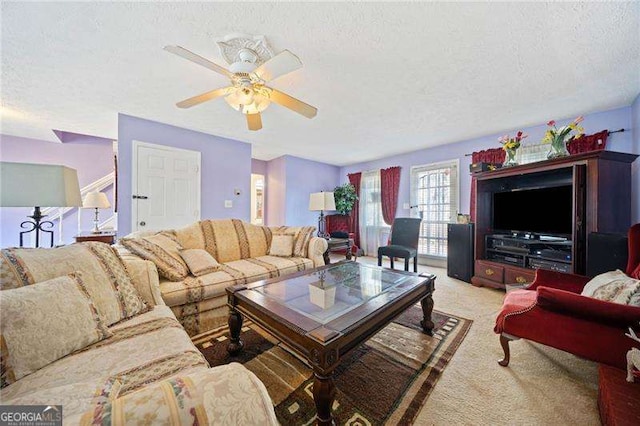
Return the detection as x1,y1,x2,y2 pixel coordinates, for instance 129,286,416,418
133,141,201,232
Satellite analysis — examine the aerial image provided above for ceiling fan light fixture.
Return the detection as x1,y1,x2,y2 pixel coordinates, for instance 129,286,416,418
225,90,270,114
166,41,317,130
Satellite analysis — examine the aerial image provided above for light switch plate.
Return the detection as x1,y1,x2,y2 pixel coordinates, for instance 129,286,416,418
403,203,410,210
224,200,233,208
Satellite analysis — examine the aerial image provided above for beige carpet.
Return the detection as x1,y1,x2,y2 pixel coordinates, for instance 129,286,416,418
344,255,599,425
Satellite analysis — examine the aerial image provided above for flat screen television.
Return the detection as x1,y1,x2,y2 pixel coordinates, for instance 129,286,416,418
492,185,573,236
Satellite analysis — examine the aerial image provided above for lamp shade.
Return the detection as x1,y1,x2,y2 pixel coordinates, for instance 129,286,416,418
83,192,111,209
309,192,336,211
0,162,82,207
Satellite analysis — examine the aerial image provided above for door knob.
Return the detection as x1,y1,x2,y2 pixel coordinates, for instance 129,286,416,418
139,221,146,226
133,195,148,199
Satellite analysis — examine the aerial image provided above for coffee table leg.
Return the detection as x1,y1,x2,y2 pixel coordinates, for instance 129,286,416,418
227,308,244,355
313,372,336,426
420,295,435,336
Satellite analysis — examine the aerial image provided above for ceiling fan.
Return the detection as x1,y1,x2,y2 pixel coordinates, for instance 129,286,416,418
164,45,317,131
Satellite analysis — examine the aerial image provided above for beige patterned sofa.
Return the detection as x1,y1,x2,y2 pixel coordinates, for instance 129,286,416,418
0,243,278,425
119,219,328,336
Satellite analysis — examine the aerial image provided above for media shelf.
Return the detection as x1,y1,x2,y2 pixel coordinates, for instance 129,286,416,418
470,150,638,290
485,235,572,273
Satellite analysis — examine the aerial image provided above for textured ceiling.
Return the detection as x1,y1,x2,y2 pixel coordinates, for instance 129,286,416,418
1,2,639,166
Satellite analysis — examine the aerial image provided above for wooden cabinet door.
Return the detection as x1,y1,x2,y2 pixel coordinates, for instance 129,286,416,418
572,164,586,275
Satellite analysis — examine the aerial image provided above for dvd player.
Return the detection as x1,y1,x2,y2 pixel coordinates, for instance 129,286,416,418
488,252,524,266
528,258,572,273
533,248,572,262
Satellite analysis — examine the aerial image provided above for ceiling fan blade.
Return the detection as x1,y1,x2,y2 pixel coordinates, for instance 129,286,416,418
246,113,262,131
164,45,233,78
268,88,317,119
176,87,233,108
253,50,303,82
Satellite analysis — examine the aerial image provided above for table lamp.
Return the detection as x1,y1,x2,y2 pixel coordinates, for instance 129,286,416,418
0,162,82,247
83,191,111,233
309,191,336,238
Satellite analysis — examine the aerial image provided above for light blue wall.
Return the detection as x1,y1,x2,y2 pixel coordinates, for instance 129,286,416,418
263,155,340,227
340,106,636,220
265,156,286,226
284,155,341,227
251,159,268,176
117,114,252,236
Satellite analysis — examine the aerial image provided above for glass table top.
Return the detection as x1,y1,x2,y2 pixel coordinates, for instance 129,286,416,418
249,262,425,325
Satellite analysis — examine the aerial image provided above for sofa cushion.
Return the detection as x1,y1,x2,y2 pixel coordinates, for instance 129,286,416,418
79,363,278,426
120,255,164,306
199,219,273,263
1,273,111,387
0,242,148,325
121,233,190,281
180,249,221,276
174,222,206,250
160,256,314,308
269,235,295,257
0,306,209,422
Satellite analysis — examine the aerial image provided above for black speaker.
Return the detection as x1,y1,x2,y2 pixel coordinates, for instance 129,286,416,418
586,232,628,278
447,223,474,283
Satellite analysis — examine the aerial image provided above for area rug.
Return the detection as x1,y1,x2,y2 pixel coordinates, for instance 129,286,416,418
193,305,472,425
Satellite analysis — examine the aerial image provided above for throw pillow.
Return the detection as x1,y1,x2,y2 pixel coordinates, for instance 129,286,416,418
269,235,295,257
0,242,148,326
120,233,189,281
0,272,111,387
271,226,316,258
179,249,220,276
581,269,640,305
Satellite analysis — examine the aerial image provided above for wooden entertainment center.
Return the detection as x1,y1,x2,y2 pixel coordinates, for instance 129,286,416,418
471,150,638,289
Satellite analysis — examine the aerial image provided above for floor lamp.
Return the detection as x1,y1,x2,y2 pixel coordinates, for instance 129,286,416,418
0,162,82,247
309,191,336,238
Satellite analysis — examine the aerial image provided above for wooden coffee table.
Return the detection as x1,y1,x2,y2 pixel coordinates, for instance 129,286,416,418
226,261,435,425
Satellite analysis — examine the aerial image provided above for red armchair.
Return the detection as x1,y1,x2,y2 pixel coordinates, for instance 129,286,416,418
494,224,640,369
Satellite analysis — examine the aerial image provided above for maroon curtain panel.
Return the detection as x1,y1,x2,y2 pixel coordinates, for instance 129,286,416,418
568,130,608,155
470,148,505,222
348,172,362,247
380,166,401,225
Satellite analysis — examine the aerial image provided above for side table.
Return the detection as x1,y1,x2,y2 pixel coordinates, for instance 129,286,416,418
323,238,353,265
75,232,117,244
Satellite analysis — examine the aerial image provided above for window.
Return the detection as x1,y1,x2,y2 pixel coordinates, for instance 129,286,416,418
411,160,459,257
359,170,388,255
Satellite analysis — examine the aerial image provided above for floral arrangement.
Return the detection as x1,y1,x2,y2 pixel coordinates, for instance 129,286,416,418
543,116,585,158
498,131,527,167
499,131,528,151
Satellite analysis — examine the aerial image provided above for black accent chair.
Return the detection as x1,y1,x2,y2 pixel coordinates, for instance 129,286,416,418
377,218,422,272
